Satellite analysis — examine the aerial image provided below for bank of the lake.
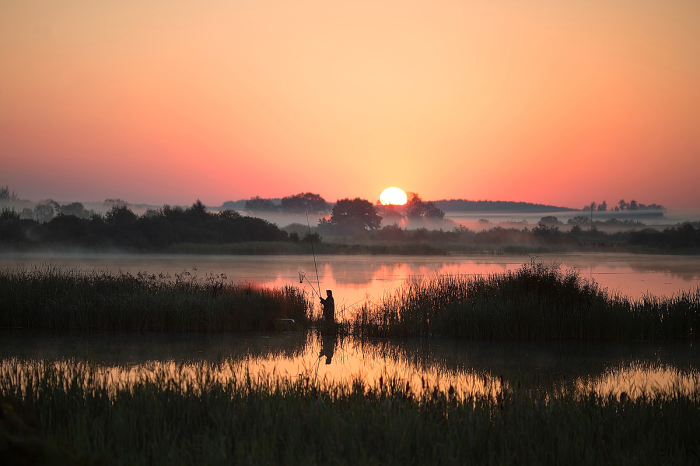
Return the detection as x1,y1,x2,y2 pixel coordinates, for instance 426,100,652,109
3,239,700,256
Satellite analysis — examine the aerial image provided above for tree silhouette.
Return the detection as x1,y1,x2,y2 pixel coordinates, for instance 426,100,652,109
219,209,241,221
539,216,562,225
323,198,382,234
33,204,55,223
405,193,425,219
59,202,92,219
245,196,279,212
423,202,445,219
280,193,329,213
0,186,17,200
404,193,445,220
186,199,212,223
106,205,138,225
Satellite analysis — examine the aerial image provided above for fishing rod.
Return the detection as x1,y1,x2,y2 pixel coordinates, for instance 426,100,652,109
298,271,322,299
304,202,322,297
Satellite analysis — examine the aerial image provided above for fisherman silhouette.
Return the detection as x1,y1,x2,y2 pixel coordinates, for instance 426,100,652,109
319,290,335,324
319,330,336,364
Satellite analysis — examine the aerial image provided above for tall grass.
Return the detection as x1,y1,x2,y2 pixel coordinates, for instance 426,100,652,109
1,359,698,465
0,266,310,332
352,263,700,340
3,263,699,339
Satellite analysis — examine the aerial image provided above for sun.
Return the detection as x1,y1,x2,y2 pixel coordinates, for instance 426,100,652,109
380,187,408,206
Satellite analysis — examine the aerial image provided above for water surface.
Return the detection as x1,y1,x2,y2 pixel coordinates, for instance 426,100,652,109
3,252,698,399
1,253,699,312
2,329,697,400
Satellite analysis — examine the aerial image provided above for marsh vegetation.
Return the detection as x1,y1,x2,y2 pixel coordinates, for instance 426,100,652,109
2,263,698,341
0,267,309,332
1,358,698,465
352,263,700,340
2,253,698,463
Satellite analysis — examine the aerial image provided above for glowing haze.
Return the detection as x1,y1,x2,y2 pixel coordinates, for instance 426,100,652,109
1,0,699,207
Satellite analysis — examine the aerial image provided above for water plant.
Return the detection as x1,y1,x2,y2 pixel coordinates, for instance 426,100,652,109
3,263,700,339
0,359,698,465
352,263,700,340
0,266,310,332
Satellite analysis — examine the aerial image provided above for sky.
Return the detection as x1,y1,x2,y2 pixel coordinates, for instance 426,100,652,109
1,0,699,208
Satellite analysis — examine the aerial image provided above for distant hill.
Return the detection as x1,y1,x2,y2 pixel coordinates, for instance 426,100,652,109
432,199,576,213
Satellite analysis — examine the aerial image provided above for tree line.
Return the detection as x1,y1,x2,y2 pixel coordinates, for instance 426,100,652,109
361,221,700,250
583,199,665,212
0,201,288,249
244,193,330,213
0,196,390,248
432,199,575,213
0,186,18,201
1,202,698,251
2,185,695,251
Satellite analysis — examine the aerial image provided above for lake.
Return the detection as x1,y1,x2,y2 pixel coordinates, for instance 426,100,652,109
3,252,698,399
1,329,697,400
1,252,699,312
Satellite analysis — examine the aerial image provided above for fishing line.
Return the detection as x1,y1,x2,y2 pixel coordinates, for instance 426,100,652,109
333,296,375,321
298,271,322,300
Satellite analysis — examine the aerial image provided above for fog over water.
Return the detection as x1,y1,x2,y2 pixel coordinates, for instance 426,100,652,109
227,207,700,232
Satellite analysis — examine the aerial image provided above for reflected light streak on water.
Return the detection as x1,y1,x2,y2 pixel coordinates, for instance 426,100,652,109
3,334,697,401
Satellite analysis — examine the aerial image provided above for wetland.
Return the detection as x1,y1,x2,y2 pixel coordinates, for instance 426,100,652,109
1,252,699,464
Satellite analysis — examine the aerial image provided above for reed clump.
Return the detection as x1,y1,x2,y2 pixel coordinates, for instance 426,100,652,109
0,266,310,331
1,359,698,465
352,263,700,340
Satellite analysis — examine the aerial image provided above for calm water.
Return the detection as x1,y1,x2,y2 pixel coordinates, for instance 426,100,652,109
3,252,698,398
1,252,699,310
1,329,697,399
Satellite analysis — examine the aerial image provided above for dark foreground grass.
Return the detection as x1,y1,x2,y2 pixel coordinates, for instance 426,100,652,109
1,361,698,465
0,267,310,332
352,263,700,340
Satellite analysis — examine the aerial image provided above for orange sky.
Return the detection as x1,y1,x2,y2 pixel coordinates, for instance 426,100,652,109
1,0,699,207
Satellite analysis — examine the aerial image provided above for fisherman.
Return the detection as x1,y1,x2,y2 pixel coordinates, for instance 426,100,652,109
319,290,335,324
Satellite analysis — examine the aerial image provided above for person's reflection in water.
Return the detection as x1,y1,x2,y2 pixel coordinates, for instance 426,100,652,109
319,331,337,365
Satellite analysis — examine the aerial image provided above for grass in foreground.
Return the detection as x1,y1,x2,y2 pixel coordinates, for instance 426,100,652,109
351,263,700,340
1,360,698,465
0,267,310,332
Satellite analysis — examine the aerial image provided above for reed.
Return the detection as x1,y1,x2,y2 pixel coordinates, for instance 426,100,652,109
3,263,698,339
352,263,700,340
1,359,698,465
0,266,310,332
